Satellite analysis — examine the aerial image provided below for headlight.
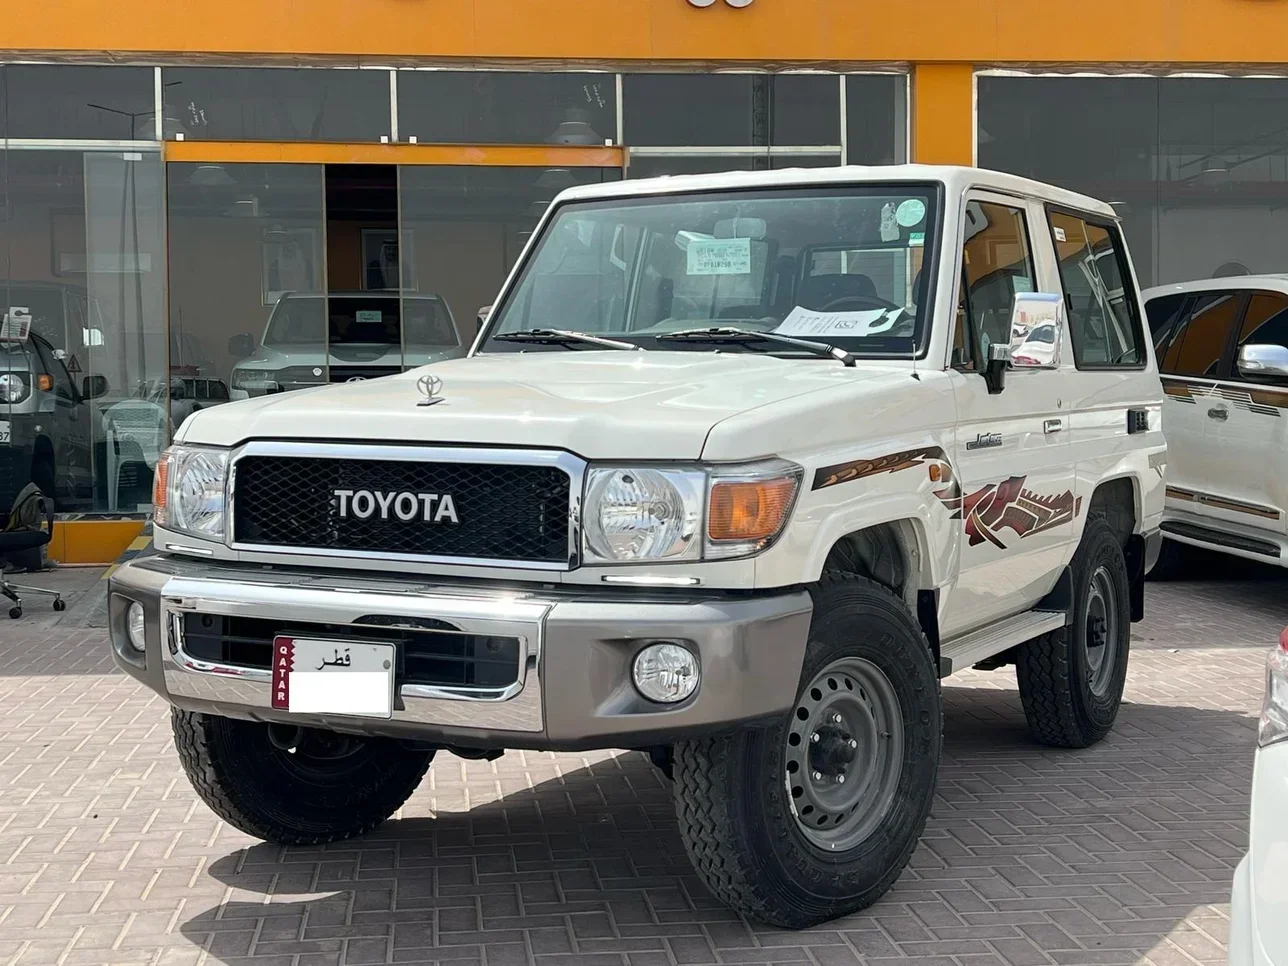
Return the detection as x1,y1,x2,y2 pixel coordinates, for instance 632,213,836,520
584,467,705,562
0,372,29,403
582,459,801,564
153,444,229,540
231,369,278,393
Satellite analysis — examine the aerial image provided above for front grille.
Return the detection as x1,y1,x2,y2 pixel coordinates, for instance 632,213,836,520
181,613,522,690
232,453,571,563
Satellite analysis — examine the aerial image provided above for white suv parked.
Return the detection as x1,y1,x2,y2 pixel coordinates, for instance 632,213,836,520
1144,276,1288,571
109,166,1164,928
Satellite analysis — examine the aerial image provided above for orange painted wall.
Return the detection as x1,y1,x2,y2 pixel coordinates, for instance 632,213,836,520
913,64,974,167
8,0,1288,64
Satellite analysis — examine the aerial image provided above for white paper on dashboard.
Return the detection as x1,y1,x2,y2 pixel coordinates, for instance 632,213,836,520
774,305,895,337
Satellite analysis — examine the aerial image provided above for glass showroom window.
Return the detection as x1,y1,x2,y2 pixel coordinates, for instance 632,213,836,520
978,74,1288,289
1,146,167,515
397,71,617,146
622,73,905,178
160,67,392,142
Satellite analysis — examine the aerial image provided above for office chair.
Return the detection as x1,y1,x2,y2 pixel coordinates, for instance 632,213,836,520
1,487,64,619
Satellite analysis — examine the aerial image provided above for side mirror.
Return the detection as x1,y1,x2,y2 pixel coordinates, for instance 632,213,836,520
1006,292,1065,371
81,374,108,400
1238,343,1288,380
985,343,1011,395
227,332,255,358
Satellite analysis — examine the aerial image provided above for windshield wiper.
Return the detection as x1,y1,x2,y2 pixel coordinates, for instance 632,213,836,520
493,328,643,351
655,327,856,367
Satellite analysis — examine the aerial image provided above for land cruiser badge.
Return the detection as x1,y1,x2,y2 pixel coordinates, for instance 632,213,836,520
965,432,1003,451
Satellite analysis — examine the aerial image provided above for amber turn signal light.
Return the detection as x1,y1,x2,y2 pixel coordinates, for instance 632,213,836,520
152,452,170,521
708,476,798,543
36,373,53,392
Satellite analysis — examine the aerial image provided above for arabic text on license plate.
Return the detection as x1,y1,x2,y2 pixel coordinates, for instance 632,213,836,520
271,637,395,719
0,421,9,444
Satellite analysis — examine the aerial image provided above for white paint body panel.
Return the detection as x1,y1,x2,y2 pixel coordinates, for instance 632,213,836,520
169,165,1163,647
1230,739,1288,966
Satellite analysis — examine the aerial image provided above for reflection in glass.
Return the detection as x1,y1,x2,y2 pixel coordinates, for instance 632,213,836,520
623,74,839,147
397,166,622,353
846,75,908,165
1,65,157,140
160,67,390,142
1,149,166,514
626,154,841,179
397,71,616,145
166,162,327,408
485,185,936,357
979,75,1288,290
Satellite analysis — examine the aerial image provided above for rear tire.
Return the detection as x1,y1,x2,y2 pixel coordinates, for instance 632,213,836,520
172,710,434,845
672,574,941,929
1016,519,1131,748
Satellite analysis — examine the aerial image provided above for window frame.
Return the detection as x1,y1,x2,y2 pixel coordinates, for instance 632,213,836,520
1229,288,1288,385
952,197,1039,374
1044,204,1149,372
1154,290,1247,381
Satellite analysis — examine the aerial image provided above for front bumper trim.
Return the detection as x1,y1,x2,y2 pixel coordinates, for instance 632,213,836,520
109,555,813,751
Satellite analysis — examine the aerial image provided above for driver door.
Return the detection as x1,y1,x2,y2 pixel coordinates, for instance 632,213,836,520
943,195,1075,639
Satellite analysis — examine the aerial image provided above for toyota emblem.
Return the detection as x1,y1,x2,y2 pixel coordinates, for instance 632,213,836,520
417,373,445,407
346,375,367,383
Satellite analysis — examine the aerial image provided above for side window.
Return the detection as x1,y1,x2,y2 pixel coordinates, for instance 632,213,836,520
1048,212,1146,368
1157,292,1242,377
1234,292,1288,380
953,201,1036,371
1145,293,1186,350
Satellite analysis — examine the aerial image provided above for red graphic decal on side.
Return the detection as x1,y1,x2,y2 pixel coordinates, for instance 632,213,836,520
271,637,295,710
936,476,1082,548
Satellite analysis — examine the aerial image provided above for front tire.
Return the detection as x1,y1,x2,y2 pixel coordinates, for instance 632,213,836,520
673,574,942,929
1016,518,1131,748
172,710,434,845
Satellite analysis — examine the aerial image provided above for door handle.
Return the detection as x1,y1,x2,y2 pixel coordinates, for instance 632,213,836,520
1207,407,1229,421
1043,418,1063,434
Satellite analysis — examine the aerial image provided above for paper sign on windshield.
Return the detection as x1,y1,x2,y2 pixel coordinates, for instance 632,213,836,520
687,237,752,276
355,310,383,324
0,307,31,342
775,305,905,338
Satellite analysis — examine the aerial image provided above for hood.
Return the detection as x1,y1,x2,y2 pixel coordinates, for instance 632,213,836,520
179,350,910,459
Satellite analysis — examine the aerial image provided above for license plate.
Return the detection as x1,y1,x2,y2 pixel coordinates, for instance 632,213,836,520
271,637,395,719
0,421,9,444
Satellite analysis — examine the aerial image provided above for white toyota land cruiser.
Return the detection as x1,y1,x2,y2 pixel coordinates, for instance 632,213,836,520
109,165,1165,929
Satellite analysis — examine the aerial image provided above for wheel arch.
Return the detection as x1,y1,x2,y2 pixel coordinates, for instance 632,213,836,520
1083,474,1146,622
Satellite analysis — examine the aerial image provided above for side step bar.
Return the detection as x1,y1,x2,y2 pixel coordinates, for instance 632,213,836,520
1161,520,1282,560
938,609,1067,678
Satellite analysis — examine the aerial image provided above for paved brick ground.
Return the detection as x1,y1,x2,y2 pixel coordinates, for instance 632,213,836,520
2,562,1285,966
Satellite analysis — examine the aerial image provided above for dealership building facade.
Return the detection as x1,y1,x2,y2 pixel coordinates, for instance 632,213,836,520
3,0,1287,562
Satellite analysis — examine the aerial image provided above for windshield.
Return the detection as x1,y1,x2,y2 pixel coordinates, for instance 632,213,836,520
484,184,940,357
264,295,458,348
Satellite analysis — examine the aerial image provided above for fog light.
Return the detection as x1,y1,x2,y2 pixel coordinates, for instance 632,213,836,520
126,602,147,653
632,642,699,704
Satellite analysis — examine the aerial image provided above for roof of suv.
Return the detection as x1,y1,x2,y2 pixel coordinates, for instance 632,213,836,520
1142,275,1288,301
555,164,1117,218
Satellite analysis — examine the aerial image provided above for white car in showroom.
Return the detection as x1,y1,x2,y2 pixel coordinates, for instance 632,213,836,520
1230,625,1288,965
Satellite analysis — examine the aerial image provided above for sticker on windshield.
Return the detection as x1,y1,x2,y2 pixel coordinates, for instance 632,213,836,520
775,305,902,338
355,310,383,324
896,198,927,228
687,237,752,276
908,232,925,247
0,307,31,342
1053,226,1067,243
1012,276,1034,294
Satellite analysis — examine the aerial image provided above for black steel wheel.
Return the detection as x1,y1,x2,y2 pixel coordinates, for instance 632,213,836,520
673,573,941,929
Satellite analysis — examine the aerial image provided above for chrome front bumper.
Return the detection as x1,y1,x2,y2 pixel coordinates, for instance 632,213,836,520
108,555,813,750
